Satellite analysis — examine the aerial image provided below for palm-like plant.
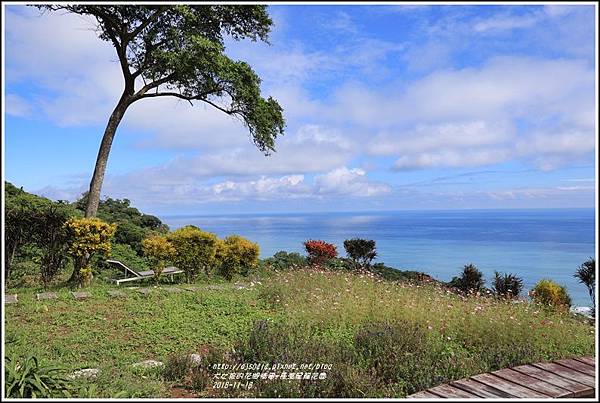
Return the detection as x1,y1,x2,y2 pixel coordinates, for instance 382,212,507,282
574,257,595,316
492,271,524,299
450,264,485,294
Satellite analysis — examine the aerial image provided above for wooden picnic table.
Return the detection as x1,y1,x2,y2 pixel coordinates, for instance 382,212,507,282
408,357,596,398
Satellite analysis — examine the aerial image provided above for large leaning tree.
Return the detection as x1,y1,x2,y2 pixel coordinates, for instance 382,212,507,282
38,5,285,218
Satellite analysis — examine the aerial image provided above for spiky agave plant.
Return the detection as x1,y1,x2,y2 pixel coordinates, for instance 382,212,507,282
5,354,72,398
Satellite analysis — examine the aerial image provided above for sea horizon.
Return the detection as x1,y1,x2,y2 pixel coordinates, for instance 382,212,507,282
159,206,596,219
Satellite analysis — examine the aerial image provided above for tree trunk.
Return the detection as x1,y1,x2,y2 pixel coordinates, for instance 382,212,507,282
4,241,19,285
84,94,131,218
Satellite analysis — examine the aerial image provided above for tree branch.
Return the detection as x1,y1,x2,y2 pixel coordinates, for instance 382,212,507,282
131,38,168,79
138,92,241,115
132,75,175,99
126,8,167,44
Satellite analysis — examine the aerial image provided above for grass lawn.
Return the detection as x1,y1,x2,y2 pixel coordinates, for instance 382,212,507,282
4,268,595,398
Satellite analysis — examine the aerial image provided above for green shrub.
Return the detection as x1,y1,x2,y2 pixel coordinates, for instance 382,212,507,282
216,235,260,280
106,243,148,271
325,257,353,271
5,182,49,285
343,238,377,270
449,264,484,294
531,279,572,310
5,354,72,398
4,183,80,287
370,263,431,283
163,354,192,382
261,251,307,271
492,271,524,299
31,202,77,288
168,226,218,282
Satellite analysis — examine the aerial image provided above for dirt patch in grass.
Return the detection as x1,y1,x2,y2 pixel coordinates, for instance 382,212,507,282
170,387,199,398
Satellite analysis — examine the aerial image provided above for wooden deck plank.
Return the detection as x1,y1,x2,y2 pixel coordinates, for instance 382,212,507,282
408,357,596,399
555,358,596,377
428,384,479,398
512,364,590,396
492,368,571,397
573,357,596,367
471,373,549,398
450,378,516,398
407,390,442,398
532,362,595,387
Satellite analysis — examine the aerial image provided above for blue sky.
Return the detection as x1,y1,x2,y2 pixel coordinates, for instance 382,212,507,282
3,4,597,216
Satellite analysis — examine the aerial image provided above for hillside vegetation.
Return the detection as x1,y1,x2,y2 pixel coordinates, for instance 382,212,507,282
3,183,595,398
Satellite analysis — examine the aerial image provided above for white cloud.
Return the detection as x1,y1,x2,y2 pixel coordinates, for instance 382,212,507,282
487,185,595,200
210,175,308,201
73,165,390,207
5,7,124,125
473,14,539,33
473,6,584,34
394,149,511,170
322,56,595,170
314,167,391,197
368,121,513,156
516,130,595,156
543,5,580,18
145,124,355,178
323,56,594,130
5,93,33,117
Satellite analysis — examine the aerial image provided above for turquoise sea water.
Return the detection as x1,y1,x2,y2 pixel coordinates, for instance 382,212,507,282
162,209,596,306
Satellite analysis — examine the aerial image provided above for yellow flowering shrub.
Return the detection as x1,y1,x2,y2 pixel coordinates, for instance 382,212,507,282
142,235,175,282
530,279,572,310
216,235,260,281
64,217,116,286
167,226,218,283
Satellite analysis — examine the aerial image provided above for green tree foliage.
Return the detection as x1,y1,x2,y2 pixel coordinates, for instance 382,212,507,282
142,234,176,283
37,5,285,218
64,218,117,286
33,203,79,288
113,221,147,254
215,235,260,281
574,257,595,315
343,238,377,270
492,271,524,299
168,226,218,283
5,182,47,283
530,279,572,310
449,264,485,294
73,193,168,255
4,182,81,286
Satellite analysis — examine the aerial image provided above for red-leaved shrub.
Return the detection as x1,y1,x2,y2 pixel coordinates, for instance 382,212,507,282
303,240,337,266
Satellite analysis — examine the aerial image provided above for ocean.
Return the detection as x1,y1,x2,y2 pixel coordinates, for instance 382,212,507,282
162,208,596,307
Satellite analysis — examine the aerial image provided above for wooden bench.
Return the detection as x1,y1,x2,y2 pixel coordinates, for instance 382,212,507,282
408,357,596,398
